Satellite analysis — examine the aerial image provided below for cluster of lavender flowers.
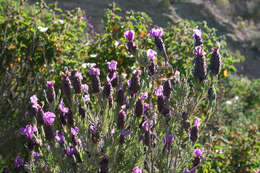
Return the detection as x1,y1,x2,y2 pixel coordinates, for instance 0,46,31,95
14,26,221,173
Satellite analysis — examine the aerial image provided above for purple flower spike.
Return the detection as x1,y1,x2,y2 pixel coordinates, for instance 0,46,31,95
121,129,131,136
132,167,142,173
14,156,24,168
140,92,148,100
147,49,157,62
43,112,56,125
89,66,100,76
71,126,79,136
107,60,117,71
32,152,40,163
149,28,163,38
194,148,204,158
124,30,135,42
194,118,201,127
30,95,38,105
155,85,163,97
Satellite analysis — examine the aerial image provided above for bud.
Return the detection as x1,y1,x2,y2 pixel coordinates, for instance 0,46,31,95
67,108,74,126
103,81,112,98
71,69,83,94
148,62,155,76
163,80,171,98
89,67,101,93
116,85,124,106
129,70,141,96
208,87,216,102
157,96,164,113
46,81,56,103
36,106,44,126
194,47,207,82
190,126,199,142
117,110,126,129
108,96,113,107
79,104,86,120
100,155,109,173
209,45,221,76
44,125,54,141
61,72,72,101
135,99,144,117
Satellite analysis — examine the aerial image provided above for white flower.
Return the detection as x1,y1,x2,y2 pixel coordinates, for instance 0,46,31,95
38,26,48,32
225,100,232,105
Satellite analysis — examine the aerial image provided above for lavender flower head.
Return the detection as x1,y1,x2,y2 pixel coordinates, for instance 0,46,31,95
132,167,142,173
194,148,204,158
32,152,40,163
89,66,100,76
83,95,90,103
14,156,24,168
43,112,56,125
124,30,135,42
149,28,163,38
194,118,201,127
30,95,38,105
20,125,36,139
55,131,65,143
71,126,79,137
184,168,190,173
107,60,117,71
155,85,163,97
147,49,157,62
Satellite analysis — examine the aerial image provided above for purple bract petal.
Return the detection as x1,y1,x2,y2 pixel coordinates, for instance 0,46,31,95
46,81,54,87
82,84,89,94
194,118,201,127
89,66,100,76
194,148,204,158
193,27,202,40
147,49,157,62
58,99,69,114
30,95,38,105
195,46,203,56
43,112,56,125
32,152,40,163
149,28,163,38
140,92,148,100
71,126,79,137
14,156,24,168
155,85,163,97
132,167,142,173
107,60,117,71
124,30,135,41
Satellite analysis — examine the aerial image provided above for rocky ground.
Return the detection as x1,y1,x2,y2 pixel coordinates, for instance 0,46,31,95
42,0,260,78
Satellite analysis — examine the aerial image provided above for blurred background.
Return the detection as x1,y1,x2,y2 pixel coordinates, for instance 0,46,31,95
40,0,260,78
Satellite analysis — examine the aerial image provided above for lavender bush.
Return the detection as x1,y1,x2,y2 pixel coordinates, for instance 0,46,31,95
15,26,223,172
